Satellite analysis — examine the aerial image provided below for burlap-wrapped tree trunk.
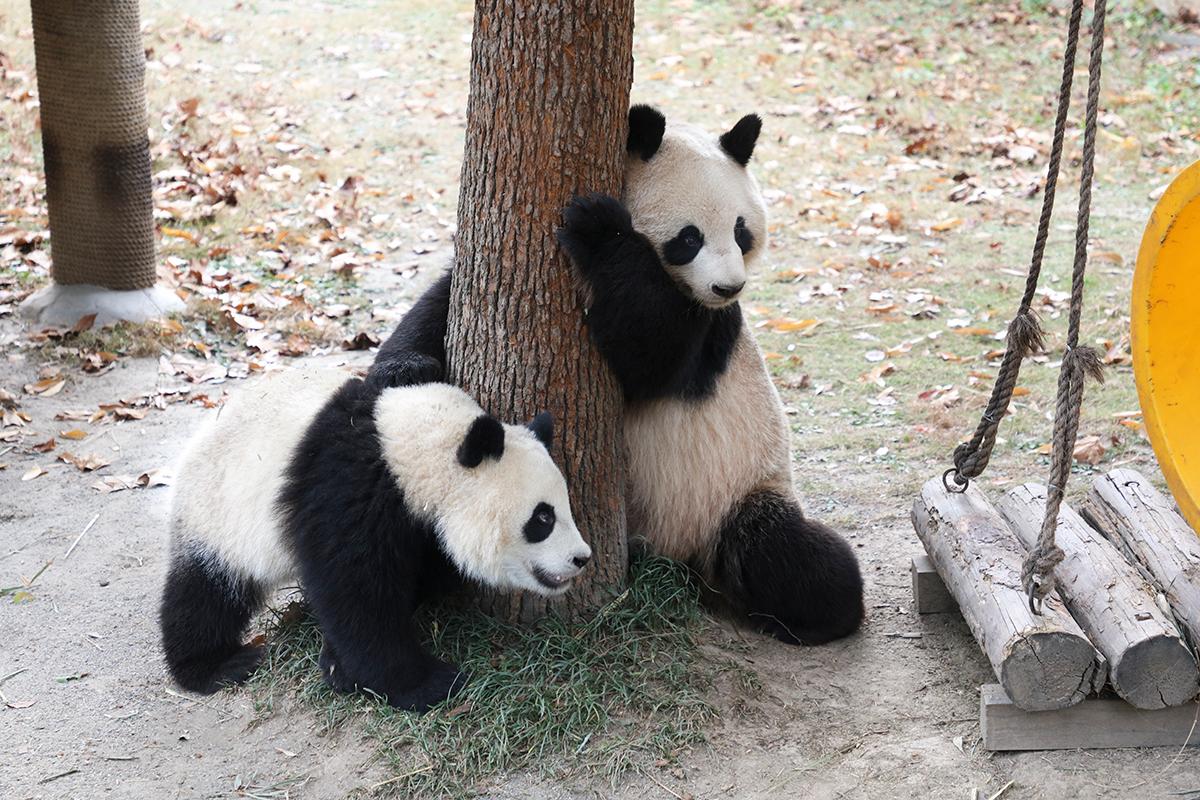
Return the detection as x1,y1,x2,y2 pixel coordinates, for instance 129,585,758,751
31,0,155,291
446,0,634,623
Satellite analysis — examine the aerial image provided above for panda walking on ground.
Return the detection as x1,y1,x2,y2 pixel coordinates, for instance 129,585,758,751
370,106,863,646
161,365,592,711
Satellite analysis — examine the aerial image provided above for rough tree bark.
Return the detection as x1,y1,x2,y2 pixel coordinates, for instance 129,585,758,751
446,0,634,622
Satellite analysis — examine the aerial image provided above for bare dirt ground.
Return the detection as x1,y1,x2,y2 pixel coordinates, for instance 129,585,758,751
5,0,1200,797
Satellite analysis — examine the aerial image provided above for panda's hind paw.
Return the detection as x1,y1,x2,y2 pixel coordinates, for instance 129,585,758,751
394,661,469,713
557,193,633,269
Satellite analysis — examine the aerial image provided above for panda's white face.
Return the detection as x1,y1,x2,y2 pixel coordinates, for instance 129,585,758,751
623,115,767,310
374,386,592,597
478,430,592,596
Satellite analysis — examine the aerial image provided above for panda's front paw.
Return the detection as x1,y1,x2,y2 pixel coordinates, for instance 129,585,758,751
557,193,634,271
366,353,444,391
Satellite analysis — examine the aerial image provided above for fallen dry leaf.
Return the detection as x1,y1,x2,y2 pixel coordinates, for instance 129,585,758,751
918,385,962,409
2,409,32,427
59,451,112,472
161,226,200,245
92,475,138,493
761,318,821,333
24,377,65,397
21,465,47,481
137,467,173,488
342,331,381,351
71,313,98,333
59,429,88,440
861,363,896,387
1073,434,1107,465
81,352,119,374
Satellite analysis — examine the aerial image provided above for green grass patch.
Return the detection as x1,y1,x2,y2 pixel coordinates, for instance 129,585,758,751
251,556,733,798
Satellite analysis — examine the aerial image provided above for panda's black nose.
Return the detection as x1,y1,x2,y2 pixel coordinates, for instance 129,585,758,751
711,282,745,299
572,554,592,569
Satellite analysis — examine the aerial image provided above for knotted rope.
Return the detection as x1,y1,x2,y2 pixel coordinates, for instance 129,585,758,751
944,0,1108,612
946,0,1083,492
1023,0,1108,611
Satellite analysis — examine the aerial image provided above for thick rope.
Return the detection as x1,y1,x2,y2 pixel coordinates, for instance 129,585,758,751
31,0,156,290
1023,0,1108,608
947,0,1084,491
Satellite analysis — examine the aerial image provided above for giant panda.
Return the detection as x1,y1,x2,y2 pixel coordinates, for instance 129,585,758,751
369,106,863,646
160,366,592,711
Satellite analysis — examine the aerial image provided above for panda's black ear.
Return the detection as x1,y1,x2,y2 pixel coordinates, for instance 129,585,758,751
457,414,505,468
719,113,762,167
628,105,666,161
526,411,554,452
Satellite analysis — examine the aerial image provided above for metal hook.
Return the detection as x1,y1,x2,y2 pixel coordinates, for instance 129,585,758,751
1027,581,1044,616
943,467,969,494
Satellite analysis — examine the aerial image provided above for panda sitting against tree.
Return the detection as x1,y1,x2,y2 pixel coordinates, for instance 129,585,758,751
370,106,864,647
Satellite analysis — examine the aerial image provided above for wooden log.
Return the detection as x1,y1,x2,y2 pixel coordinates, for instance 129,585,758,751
1083,468,1200,651
981,683,1200,751
996,483,1199,709
911,554,957,614
912,478,1105,711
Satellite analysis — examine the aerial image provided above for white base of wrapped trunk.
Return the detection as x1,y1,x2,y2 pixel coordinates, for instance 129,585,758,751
20,283,184,327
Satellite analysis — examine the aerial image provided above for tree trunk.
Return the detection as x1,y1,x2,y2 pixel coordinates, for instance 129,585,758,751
31,0,156,290
445,0,634,622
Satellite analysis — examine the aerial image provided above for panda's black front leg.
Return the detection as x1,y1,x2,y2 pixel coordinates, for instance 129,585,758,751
306,578,466,712
557,194,707,402
367,270,452,391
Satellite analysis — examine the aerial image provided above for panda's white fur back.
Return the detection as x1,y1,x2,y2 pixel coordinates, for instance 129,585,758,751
171,368,349,586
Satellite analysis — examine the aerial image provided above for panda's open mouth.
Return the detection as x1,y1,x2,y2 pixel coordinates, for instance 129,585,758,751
532,566,572,591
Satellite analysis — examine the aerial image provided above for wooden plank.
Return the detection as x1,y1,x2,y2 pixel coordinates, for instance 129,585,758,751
1083,468,1200,651
996,483,1199,709
981,683,1200,751
911,554,957,614
912,478,1105,710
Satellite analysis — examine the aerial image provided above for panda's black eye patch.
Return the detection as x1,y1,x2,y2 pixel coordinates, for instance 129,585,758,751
734,216,754,255
524,502,556,543
663,225,704,266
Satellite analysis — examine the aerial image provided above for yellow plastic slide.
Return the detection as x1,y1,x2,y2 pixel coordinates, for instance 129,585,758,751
1133,160,1200,532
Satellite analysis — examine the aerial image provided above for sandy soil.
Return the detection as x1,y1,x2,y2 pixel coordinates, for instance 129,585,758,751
5,336,1200,800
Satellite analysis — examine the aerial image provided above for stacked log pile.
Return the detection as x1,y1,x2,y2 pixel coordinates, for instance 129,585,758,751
911,468,1200,750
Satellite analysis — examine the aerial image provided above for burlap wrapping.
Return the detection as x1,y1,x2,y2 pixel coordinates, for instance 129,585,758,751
31,0,155,290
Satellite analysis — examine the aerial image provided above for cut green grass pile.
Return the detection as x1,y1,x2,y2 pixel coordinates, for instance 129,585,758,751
251,556,735,798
